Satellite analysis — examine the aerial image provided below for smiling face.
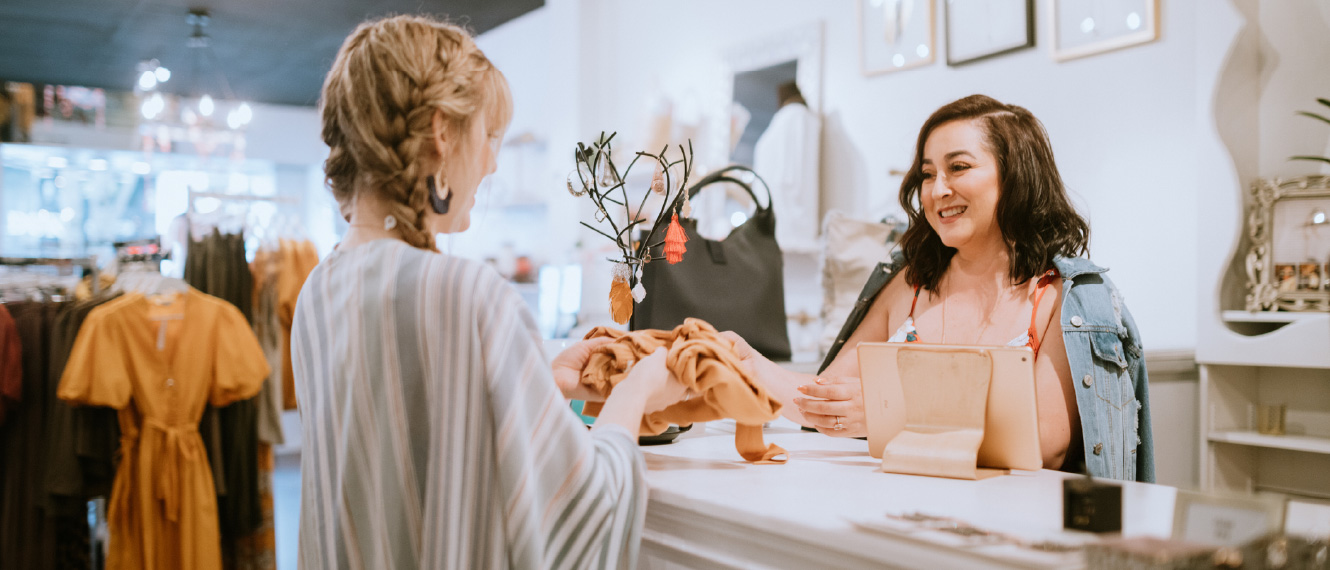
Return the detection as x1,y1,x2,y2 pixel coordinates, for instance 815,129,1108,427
919,119,1003,251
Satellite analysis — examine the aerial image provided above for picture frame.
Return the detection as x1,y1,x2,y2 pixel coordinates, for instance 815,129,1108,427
1172,489,1286,547
1050,0,1159,62
858,0,937,76
945,0,1035,66
1245,176,1330,312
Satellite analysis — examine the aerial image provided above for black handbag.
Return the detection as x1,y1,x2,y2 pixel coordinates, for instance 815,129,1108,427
632,165,792,360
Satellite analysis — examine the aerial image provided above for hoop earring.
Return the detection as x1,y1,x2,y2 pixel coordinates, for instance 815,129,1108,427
427,175,451,215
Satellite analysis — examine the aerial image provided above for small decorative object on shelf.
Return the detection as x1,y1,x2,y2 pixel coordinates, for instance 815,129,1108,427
569,132,695,324
1244,176,1330,312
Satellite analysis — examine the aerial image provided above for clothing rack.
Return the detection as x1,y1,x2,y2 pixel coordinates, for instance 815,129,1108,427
0,256,100,296
0,256,97,272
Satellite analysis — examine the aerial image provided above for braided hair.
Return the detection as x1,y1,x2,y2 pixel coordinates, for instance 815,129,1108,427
320,15,511,250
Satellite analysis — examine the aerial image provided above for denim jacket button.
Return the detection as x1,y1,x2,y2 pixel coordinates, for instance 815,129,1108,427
1070,315,1084,327
1082,374,1094,388
1093,443,1103,455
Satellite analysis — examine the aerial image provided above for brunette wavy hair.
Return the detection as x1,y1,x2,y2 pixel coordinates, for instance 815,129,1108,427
898,94,1089,291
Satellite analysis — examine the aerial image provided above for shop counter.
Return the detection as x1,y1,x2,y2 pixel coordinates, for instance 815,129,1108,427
638,419,1175,569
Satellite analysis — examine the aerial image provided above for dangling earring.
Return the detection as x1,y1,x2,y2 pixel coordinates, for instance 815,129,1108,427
427,174,451,215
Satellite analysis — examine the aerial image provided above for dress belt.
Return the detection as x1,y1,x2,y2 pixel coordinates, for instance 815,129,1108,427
142,418,200,523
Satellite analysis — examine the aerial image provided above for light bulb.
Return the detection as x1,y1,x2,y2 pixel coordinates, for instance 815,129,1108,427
155,67,171,82
237,102,252,124
138,71,158,91
227,110,242,130
199,94,214,117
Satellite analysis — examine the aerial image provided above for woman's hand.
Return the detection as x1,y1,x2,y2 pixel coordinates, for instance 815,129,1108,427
718,331,766,378
624,347,689,413
795,377,868,438
551,337,613,401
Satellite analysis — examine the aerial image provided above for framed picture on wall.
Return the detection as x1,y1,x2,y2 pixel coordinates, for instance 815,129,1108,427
946,0,1035,66
1051,0,1159,62
858,0,936,76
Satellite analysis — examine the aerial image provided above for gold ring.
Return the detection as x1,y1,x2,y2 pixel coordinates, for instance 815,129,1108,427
833,416,844,431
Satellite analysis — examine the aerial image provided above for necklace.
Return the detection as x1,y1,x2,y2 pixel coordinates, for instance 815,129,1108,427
940,272,1007,345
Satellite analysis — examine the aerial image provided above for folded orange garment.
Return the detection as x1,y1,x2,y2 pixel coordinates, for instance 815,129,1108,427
579,318,786,464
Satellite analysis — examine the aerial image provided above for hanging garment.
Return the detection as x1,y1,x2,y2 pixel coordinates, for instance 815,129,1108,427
0,304,20,426
0,301,62,568
43,294,123,570
181,231,270,564
579,318,787,464
58,290,269,570
43,294,123,505
184,234,230,497
249,248,284,446
227,442,276,570
752,101,821,251
277,239,317,410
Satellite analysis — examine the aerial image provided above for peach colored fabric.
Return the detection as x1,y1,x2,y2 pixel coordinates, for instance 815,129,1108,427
579,318,786,464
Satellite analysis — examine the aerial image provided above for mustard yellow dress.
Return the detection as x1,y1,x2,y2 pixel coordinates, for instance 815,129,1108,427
277,239,318,410
58,289,270,570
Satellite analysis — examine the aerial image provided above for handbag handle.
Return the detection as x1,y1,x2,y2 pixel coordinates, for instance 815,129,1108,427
670,165,774,213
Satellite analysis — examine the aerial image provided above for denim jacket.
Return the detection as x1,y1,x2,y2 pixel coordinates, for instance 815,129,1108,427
818,254,1155,483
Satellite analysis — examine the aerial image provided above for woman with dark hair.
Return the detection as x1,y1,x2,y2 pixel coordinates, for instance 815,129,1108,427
731,94,1153,482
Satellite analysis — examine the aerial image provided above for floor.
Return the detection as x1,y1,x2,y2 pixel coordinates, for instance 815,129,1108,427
274,453,301,570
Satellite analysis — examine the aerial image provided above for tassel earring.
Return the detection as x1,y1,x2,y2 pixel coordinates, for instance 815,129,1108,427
664,209,688,264
609,262,633,324
427,175,451,215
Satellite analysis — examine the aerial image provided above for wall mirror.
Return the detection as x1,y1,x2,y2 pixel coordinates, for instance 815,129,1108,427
1245,176,1330,312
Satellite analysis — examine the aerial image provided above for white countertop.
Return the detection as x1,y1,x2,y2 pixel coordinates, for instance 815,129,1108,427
638,419,1177,569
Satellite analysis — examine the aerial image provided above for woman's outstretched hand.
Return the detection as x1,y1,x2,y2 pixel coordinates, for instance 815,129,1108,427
795,377,868,438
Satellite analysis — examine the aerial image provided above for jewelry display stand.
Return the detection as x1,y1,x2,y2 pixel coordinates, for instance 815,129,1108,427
880,350,1003,480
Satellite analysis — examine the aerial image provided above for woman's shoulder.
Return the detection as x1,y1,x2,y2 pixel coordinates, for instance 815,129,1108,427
1053,256,1109,282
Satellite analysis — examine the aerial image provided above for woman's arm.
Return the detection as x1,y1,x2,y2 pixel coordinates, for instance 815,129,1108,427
727,271,907,435
1033,282,1077,469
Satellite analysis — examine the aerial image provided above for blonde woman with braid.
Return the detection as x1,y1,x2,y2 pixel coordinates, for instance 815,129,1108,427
293,15,687,569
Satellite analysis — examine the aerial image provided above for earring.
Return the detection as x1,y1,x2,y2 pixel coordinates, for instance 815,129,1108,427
427,174,451,215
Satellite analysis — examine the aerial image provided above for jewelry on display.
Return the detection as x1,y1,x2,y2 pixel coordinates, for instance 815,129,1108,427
833,416,844,431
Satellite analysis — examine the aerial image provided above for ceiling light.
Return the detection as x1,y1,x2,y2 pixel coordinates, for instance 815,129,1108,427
199,94,214,117
89,159,108,171
155,67,171,82
139,71,158,91
47,156,68,169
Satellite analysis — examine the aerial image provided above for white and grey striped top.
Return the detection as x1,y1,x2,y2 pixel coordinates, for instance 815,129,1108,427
292,239,646,569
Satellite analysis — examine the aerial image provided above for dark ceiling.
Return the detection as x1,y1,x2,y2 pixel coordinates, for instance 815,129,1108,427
0,0,544,107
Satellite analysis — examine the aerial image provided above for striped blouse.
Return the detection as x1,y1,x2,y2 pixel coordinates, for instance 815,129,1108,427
291,239,646,569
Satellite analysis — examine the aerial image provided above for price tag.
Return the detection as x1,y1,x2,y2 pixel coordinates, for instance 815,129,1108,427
1172,489,1285,547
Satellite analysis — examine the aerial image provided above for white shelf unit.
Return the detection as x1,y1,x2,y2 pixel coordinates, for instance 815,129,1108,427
1199,345,1330,501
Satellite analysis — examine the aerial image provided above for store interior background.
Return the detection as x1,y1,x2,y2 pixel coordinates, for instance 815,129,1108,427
3,0,1330,566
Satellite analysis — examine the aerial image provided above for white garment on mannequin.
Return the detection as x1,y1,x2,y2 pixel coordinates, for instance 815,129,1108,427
753,102,821,251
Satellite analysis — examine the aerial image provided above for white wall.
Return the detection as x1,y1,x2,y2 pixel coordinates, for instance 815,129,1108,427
482,0,1201,349
1257,2,1330,178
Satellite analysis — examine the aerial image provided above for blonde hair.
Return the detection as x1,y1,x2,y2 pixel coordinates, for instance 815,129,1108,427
320,15,513,250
